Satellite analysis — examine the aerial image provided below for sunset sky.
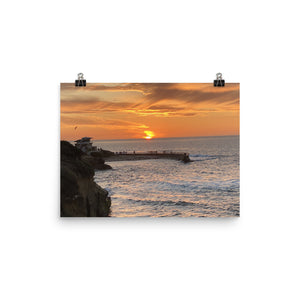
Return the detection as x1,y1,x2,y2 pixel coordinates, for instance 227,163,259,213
61,83,239,141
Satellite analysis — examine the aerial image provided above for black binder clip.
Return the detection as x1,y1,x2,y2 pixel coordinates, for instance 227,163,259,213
75,73,86,87
214,73,225,87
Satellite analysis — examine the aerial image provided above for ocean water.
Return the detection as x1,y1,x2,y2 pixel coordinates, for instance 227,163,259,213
93,136,239,217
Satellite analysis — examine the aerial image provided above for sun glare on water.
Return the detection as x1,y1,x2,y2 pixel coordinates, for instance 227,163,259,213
144,130,155,140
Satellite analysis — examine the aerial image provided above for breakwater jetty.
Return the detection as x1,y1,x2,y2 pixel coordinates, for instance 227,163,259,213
105,151,191,163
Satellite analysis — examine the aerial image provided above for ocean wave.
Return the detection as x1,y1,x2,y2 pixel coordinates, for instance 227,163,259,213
127,198,196,207
189,154,218,161
190,154,214,157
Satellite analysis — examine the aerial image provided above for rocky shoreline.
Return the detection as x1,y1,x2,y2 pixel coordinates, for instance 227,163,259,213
60,141,111,217
60,141,190,217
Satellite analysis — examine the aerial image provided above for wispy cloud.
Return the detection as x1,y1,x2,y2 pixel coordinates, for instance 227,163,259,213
60,83,239,139
61,115,149,130
61,83,239,117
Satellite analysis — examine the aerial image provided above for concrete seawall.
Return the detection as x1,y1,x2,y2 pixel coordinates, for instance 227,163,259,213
105,152,191,163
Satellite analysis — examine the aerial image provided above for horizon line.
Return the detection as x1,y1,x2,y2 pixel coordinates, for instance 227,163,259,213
65,134,239,142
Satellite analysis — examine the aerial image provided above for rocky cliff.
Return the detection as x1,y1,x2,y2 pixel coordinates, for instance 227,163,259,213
60,141,111,217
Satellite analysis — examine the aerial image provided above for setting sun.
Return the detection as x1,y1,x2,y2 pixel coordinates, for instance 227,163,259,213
61,83,239,140
144,130,155,140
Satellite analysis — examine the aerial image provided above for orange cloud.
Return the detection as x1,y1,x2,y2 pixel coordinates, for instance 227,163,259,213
60,83,239,140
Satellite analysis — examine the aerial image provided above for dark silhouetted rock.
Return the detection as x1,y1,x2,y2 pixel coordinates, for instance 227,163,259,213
91,149,114,157
60,141,111,217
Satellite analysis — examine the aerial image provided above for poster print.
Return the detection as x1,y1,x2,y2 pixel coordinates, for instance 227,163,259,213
60,83,240,217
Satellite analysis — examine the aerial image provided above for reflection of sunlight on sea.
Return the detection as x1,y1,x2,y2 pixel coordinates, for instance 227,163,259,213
94,136,239,217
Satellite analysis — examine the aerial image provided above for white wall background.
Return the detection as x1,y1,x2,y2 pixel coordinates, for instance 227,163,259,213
1,0,299,299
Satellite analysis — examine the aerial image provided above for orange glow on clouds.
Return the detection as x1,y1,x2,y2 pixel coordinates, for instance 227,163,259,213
60,83,239,140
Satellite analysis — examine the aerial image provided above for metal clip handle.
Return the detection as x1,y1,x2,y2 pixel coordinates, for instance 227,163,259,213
214,72,225,87
75,73,86,87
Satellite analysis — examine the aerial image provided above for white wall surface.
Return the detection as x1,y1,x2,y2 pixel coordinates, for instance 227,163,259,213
0,1,299,299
